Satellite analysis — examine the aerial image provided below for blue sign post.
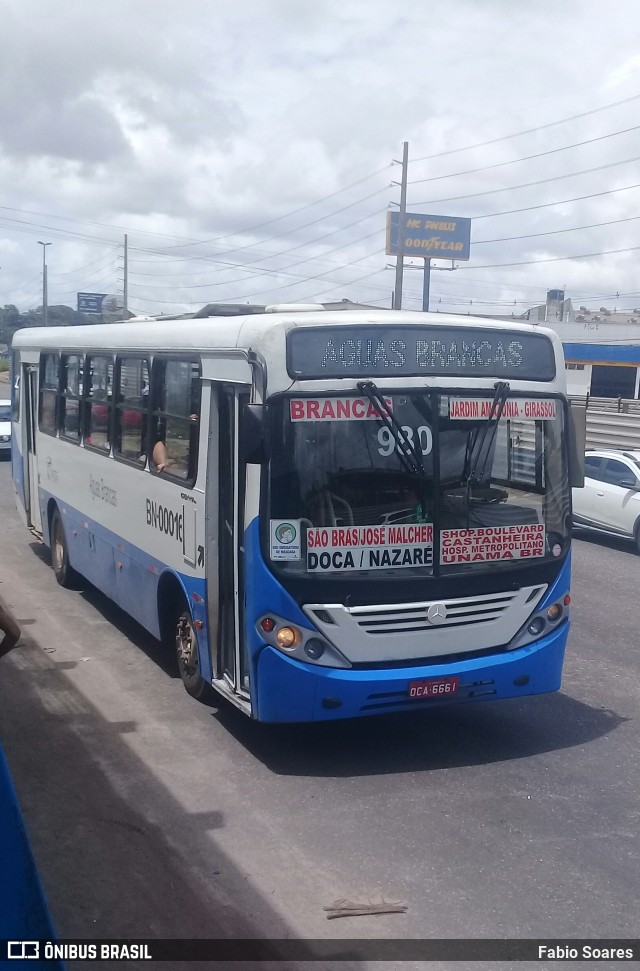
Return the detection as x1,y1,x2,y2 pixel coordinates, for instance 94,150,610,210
386,211,472,311
77,292,108,315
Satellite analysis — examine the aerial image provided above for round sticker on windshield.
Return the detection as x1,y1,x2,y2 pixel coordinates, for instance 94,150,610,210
552,544,561,557
275,523,296,544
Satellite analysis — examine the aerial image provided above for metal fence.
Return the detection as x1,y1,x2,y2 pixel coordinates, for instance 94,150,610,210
584,396,640,415
573,396,640,451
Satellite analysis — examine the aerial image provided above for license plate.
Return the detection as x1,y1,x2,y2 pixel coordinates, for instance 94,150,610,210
408,676,460,699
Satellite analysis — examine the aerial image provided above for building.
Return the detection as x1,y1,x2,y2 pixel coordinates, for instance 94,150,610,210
519,290,640,399
477,290,640,400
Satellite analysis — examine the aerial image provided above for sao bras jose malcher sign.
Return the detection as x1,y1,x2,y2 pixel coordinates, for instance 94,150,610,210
386,210,471,260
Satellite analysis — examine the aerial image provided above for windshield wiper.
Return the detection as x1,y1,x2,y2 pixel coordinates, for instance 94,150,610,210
463,380,510,495
358,381,424,476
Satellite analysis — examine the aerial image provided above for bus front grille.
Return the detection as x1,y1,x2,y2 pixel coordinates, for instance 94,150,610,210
304,585,548,664
349,591,527,635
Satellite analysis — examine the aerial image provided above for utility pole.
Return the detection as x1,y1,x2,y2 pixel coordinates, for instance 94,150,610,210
422,258,431,312
393,141,409,310
123,233,128,319
37,241,51,326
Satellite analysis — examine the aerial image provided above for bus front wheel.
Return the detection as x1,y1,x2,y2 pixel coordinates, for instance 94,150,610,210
50,507,79,588
173,600,211,701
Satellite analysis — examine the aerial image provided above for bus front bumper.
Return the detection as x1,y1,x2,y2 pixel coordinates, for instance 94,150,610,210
253,621,568,723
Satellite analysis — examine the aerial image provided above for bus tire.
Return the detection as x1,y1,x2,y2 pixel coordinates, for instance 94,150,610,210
172,598,211,701
50,507,80,588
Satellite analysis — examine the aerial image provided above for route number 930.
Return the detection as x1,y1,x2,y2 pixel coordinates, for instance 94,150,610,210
377,426,433,457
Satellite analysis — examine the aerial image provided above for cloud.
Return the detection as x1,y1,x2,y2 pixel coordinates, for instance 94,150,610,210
2,0,640,315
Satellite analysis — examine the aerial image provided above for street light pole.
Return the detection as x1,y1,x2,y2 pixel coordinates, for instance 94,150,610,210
37,242,51,326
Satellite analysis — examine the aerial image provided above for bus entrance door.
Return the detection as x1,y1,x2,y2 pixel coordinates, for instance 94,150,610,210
24,366,43,535
210,384,249,709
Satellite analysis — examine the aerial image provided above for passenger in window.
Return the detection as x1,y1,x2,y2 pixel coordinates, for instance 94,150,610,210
152,415,168,471
151,412,200,479
152,438,168,472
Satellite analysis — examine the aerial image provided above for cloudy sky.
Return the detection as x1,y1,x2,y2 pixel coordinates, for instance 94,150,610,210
2,0,640,319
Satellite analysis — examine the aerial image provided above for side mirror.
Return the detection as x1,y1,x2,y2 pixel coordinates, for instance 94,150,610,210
618,477,638,490
241,403,269,465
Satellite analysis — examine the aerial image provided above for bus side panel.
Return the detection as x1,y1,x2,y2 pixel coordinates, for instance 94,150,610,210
113,533,164,635
39,489,118,600
54,495,160,636
38,487,209,657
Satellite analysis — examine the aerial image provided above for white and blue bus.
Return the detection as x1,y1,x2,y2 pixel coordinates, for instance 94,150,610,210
10,306,584,722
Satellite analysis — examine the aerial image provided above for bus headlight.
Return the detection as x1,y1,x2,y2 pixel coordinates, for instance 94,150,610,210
508,592,569,651
256,613,351,668
276,626,300,649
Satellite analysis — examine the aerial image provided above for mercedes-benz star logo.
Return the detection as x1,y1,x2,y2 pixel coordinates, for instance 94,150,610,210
426,602,448,625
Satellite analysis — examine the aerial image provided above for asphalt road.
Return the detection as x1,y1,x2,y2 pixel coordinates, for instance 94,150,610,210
0,456,638,970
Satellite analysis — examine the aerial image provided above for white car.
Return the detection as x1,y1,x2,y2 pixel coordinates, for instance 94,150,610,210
0,398,11,457
572,448,640,551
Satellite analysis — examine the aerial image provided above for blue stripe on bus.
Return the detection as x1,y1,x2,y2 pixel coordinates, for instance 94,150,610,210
11,437,26,511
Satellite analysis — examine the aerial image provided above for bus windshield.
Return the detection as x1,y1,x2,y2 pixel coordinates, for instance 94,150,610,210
267,391,570,578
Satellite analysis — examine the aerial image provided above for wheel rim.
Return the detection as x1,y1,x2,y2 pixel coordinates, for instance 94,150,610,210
176,611,199,686
53,519,64,572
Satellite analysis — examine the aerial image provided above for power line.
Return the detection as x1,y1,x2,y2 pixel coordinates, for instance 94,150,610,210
473,181,640,222
474,213,640,246
130,242,386,303
305,267,392,302
410,154,640,208
0,165,391,252
128,220,386,292
146,188,387,265
160,166,392,252
463,243,640,271
0,216,121,248
52,247,121,279
410,92,640,163
129,228,385,292
407,124,640,186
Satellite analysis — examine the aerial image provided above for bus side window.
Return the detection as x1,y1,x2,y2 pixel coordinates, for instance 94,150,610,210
151,358,200,481
85,356,113,452
60,354,82,442
115,357,150,464
39,352,59,435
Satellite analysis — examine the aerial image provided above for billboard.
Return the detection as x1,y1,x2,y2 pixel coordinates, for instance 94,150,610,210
77,293,108,315
386,211,471,261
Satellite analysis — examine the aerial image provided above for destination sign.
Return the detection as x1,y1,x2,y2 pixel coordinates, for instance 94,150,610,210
287,326,556,381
